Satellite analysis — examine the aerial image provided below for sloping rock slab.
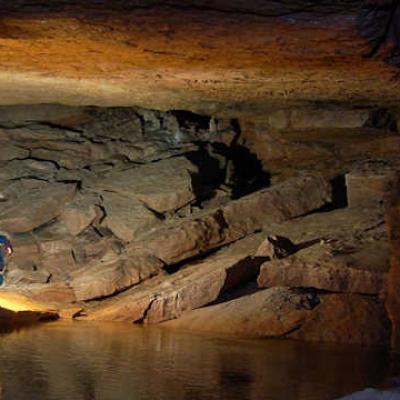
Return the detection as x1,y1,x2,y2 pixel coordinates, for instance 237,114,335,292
86,254,260,323
163,287,314,338
129,174,331,265
0,182,76,233
69,252,163,301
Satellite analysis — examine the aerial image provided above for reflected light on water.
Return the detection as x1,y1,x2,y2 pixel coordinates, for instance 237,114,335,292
0,321,397,400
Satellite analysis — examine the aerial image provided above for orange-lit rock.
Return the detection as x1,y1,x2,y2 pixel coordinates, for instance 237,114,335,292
0,2,398,113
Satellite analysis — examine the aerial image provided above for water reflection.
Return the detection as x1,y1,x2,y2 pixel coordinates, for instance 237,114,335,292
0,321,397,400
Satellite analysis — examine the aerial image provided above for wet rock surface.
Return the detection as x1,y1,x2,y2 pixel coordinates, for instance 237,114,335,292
0,103,397,346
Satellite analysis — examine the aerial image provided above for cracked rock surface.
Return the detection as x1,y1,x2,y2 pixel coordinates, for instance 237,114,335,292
0,102,398,346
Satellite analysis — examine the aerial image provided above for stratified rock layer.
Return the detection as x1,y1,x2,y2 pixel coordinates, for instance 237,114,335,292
0,2,399,112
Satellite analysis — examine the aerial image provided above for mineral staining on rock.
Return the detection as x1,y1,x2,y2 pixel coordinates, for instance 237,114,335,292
0,102,397,347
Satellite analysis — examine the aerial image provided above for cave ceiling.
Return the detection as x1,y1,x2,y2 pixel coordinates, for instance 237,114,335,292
0,0,399,115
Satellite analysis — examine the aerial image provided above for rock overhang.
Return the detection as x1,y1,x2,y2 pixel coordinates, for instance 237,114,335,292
0,1,398,115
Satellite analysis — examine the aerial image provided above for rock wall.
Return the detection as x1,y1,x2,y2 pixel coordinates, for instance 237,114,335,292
0,103,398,347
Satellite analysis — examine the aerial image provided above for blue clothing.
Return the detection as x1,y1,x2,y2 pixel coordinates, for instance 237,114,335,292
0,235,11,286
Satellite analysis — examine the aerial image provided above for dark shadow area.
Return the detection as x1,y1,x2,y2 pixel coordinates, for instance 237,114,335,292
207,141,271,200
365,108,398,132
207,256,267,306
172,110,211,132
185,144,226,205
226,144,271,199
315,174,348,213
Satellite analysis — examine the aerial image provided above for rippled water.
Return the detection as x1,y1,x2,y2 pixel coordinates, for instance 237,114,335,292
0,321,397,400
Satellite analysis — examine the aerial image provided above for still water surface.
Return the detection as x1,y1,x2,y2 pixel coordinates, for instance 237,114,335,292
0,321,397,400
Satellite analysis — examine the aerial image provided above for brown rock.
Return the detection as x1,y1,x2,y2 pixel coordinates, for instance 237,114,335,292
0,104,91,126
101,192,161,242
262,108,372,131
258,259,386,295
96,157,198,213
132,174,331,265
17,282,76,306
346,162,398,208
86,254,260,323
7,233,41,270
290,294,391,345
70,252,163,301
38,239,78,281
384,175,400,351
58,307,83,319
5,267,51,286
163,287,314,338
0,4,397,113
0,183,77,233
255,235,297,259
61,193,98,235
0,159,57,181
0,142,29,161
257,207,389,295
